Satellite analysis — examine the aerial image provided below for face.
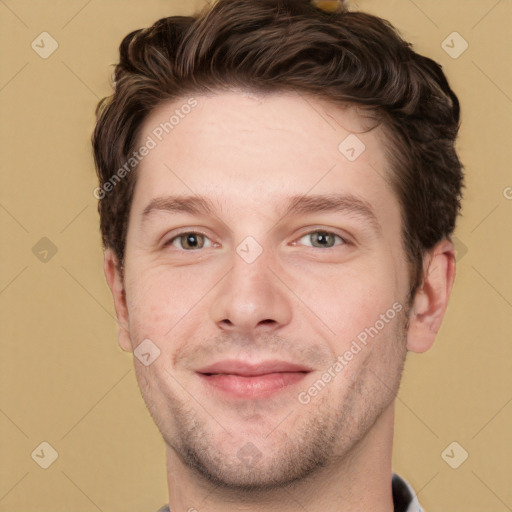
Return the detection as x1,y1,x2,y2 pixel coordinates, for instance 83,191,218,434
114,91,415,489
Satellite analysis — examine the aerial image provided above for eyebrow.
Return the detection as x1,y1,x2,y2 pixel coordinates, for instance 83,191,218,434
281,193,381,234
141,193,381,234
142,195,216,218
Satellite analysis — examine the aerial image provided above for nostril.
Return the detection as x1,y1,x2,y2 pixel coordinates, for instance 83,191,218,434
217,318,277,329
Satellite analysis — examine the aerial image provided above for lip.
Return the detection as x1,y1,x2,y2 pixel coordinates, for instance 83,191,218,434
196,359,313,376
196,359,312,399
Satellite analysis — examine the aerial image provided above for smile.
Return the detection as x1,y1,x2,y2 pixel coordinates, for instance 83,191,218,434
196,359,312,399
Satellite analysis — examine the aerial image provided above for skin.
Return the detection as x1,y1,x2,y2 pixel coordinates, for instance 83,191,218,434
104,90,455,512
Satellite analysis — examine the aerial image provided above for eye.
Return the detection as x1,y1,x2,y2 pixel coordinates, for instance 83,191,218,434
296,230,346,249
167,232,213,250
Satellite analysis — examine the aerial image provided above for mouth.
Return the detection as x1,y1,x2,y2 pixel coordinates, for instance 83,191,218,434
196,359,312,399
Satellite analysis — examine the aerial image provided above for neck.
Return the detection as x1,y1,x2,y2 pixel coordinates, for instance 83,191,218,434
165,403,396,512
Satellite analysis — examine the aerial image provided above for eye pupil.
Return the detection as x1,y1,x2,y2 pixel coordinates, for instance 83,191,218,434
183,233,203,249
312,231,334,247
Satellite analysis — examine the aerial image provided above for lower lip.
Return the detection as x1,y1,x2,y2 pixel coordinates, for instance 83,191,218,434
197,372,309,398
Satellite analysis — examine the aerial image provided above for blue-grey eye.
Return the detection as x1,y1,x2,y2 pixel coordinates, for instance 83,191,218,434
298,231,343,248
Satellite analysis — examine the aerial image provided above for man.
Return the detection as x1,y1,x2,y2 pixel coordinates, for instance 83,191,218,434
92,0,464,510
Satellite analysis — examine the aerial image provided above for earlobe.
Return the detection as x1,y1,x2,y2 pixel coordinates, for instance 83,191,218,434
103,249,133,353
406,239,456,353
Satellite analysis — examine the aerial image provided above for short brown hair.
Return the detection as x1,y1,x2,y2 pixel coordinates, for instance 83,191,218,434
92,0,464,298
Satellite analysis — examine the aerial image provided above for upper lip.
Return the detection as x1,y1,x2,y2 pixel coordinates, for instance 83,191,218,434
196,359,313,376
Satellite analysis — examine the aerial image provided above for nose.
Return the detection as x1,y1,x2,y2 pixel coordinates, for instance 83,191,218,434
209,244,293,336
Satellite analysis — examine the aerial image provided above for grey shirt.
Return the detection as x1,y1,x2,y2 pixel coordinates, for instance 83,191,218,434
155,473,423,511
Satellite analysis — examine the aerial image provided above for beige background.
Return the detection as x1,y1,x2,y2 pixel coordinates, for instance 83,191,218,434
0,0,511,511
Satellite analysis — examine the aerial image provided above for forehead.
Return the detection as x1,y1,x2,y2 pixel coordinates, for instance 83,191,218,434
132,91,396,220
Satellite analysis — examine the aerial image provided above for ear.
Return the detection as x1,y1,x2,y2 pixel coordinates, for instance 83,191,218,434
406,239,456,353
103,248,133,353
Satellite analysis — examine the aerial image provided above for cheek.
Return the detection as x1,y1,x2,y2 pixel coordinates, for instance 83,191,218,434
124,264,217,342
285,257,401,345
126,278,168,336
123,241,405,351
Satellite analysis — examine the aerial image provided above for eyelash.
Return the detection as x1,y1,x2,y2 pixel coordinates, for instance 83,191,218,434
164,230,348,251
